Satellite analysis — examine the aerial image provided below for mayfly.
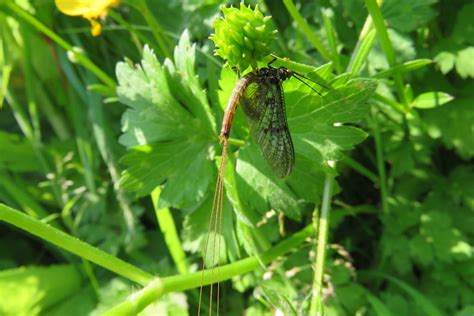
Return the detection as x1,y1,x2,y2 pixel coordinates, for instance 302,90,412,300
198,64,322,315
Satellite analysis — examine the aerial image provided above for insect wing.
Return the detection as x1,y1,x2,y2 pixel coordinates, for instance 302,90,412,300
240,80,295,178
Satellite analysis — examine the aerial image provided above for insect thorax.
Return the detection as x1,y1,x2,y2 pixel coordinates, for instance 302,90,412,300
256,67,294,84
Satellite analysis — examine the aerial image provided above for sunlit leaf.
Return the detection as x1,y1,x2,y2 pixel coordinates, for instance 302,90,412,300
455,47,474,79
117,31,217,208
411,92,453,109
434,52,456,75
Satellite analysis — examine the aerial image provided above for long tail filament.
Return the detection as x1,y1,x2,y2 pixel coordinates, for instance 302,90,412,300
198,138,228,316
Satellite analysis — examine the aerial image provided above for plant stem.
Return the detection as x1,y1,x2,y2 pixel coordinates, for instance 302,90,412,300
310,169,334,316
282,0,332,62
151,188,189,275
371,108,390,213
365,0,407,106
0,174,49,219
373,92,405,113
5,91,64,207
103,225,314,315
134,0,172,59
346,13,375,74
0,203,154,285
108,10,148,54
322,9,342,73
3,2,116,89
340,154,379,185
346,0,387,75
21,24,41,142
227,137,246,147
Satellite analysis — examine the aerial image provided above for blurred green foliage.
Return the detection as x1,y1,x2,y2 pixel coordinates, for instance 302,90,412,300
0,0,473,315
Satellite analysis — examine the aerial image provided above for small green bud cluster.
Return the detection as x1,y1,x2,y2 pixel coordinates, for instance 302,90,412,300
210,3,277,71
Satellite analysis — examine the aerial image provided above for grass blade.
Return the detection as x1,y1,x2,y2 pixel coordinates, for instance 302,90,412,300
373,59,433,79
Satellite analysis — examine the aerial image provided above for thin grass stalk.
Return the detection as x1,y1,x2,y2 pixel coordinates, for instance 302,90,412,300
370,108,390,214
310,168,334,315
3,2,116,89
282,0,332,61
365,0,407,107
152,188,189,275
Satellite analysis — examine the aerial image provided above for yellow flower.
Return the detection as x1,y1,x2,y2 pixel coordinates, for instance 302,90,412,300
55,0,120,36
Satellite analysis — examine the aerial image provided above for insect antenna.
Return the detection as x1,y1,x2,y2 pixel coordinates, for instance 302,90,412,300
267,56,277,67
292,73,323,96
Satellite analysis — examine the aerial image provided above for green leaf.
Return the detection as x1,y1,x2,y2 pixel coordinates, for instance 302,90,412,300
409,235,434,266
411,92,453,109
381,0,438,33
387,140,415,177
235,142,305,220
424,98,474,159
223,155,257,226
0,265,82,315
117,31,217,208
361,288,394,316
46,286,96,316
258,285,297,316
451,3,474,46
181,194,240,265
455,47,474,79
288,78,377,163
380,274,443,316
0,131,41,172
456,306,474,316
434,52,456,74
347,28,377,75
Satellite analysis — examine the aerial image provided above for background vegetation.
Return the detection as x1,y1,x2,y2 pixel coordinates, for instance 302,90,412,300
0,0,473,315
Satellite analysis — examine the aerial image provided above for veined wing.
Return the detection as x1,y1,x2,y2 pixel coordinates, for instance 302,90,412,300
240,80,295,178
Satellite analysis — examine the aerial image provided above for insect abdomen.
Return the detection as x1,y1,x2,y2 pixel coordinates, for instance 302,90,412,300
219,74,254,141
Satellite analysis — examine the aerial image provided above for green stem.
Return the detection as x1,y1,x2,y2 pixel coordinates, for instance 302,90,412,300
227,137,246,147
0,174,49,219
104,225,314,315
21,24,41,142
5,90,33,139
372,59,433,79
67,91,97,194
373,92,405,113
0,203,154,285
322,9,342,73
282,0,332,62
310,169,334,316
346,7,376,74
0,27,11,108
134,0,172,59
3,2,116,89
33,76,71,140
340,154,379,185
108,10,147,54
365,0,406,106
5,91,64,206
151,188,189,275
371,108,390,213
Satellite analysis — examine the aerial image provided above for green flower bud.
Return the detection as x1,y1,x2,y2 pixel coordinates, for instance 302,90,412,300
210,3,277,71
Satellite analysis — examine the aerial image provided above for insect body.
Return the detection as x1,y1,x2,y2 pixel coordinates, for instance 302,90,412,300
220,67,296,178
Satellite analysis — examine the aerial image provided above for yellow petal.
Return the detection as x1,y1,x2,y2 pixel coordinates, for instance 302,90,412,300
55,0,119,18
88,18,102,37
